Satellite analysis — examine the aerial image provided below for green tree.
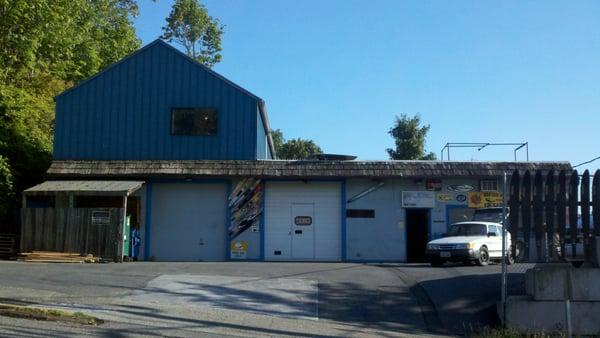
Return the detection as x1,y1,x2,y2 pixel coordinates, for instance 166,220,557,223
0,0,141,226
271,129,323,160
0,155,14,220
387,114,437,160
161,0,224,67
0,0,140,84
271,129,285,153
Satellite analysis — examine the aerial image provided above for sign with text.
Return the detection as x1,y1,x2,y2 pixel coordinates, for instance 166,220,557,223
91,210,110,225
230,241,248,259
436,193,453,202
467,191,503,208
402,191,435,208
426,179,442,191
294,216,313,226
447,184,475,192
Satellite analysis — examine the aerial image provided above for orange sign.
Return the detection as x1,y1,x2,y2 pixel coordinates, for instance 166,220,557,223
467,192,503,208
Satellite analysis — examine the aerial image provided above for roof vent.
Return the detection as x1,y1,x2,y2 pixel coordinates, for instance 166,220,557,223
305,153,357,161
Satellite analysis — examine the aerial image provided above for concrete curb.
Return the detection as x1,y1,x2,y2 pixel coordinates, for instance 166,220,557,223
388,267,448,335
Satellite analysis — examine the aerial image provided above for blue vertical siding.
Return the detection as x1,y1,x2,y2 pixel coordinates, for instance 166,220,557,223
53,40,262,160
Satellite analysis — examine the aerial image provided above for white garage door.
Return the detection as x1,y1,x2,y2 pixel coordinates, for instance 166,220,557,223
150,183,226,261
265,181,341,261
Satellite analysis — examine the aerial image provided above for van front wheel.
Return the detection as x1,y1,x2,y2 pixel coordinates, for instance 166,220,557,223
476,247,489,266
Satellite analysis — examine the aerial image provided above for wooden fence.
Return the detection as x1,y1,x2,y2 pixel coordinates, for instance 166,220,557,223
20,208,123,259
508,169,600,263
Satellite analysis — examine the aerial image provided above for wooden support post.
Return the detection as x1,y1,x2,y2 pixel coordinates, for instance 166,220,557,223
117,194,128,263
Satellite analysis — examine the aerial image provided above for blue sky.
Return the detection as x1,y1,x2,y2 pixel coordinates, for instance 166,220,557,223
135,0,599,171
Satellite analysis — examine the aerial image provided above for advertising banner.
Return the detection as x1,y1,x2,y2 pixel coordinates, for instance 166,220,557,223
467,191,503,208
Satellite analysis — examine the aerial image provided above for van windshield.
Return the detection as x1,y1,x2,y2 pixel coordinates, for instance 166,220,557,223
448,223,487,236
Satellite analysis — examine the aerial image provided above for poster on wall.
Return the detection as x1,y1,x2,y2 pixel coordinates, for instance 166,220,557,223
402,191,435,208
467,191,503,208
230,241,248,259
447,184,474,192
426,179,442,191
228,178,263,240
455,194,468,204
436,193,453,202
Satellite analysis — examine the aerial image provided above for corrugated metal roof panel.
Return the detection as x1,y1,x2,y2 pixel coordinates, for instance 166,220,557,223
24,180,145,196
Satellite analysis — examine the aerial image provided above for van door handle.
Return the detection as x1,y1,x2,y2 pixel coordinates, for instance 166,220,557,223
295,230,302,234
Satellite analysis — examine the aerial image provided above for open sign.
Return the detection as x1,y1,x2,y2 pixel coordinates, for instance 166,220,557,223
294,216,312,226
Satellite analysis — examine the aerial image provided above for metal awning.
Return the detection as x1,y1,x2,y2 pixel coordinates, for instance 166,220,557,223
23,180,145,196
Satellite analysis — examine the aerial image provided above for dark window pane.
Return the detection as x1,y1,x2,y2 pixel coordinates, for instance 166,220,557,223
171,108,218,136
346,209,375,218
25,196,55,208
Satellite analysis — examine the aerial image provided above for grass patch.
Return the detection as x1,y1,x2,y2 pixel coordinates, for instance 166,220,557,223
0,303,103,325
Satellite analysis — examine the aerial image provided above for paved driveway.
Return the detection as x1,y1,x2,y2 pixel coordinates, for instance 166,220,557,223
0,261,503,337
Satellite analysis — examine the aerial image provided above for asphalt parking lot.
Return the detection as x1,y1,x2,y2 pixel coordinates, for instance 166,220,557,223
0,261,505,337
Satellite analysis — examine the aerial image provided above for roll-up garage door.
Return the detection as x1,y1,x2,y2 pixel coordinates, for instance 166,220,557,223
265,181,341,261
150,183,226,261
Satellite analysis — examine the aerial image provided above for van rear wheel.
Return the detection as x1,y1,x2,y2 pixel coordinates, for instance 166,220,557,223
505,246,515,265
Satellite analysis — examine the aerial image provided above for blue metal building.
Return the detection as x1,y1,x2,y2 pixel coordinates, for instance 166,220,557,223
21,40,570,263
54,39,274,161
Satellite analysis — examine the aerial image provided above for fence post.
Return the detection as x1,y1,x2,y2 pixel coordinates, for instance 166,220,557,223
593,170,600,267
501,171,508,325
522,171,532,261
533,171,545,261
545,171,556,260
569,171,579,258
581,170,591,261
557,171,567,259
509,170,520,260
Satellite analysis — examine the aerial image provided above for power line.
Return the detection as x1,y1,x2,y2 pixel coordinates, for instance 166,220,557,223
573,156,600,168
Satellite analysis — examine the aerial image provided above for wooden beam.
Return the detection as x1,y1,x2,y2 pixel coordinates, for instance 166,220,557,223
116,195,128,263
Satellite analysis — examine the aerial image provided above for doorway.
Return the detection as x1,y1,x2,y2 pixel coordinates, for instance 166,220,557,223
291,203,315,260
406,209,430,263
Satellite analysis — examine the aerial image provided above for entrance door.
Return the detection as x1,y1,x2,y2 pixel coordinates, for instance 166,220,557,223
291,203,315,259
406,209,430,262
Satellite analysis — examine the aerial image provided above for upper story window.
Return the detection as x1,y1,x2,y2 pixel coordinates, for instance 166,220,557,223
480,179,498,192
171,108,217,136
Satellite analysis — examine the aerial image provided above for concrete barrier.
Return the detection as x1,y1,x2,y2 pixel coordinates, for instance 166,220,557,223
502,296,600,335
525,263,600,301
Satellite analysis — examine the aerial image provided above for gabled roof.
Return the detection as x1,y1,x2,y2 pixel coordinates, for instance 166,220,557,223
56,39,261,101
54,39,276,158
